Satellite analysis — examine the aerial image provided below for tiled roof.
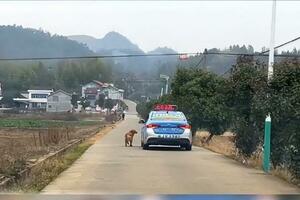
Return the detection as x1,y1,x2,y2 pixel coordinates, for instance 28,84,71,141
48,89,72,97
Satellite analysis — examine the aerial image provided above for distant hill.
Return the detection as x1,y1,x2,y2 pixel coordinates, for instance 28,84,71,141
69,32,178,76
148,47,177,54
69,31,143,53
0,25,93,58
67,35,99,52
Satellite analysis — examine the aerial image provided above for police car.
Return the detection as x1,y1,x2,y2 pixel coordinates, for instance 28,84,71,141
141,104,192,151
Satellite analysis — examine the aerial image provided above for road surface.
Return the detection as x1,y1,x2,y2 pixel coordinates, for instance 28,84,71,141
43,100,299,194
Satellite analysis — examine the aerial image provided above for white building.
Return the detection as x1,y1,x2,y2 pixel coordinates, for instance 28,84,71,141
47,90,72,112
102,85,124,100
0,82,2,101
13,89,53,110
81,80,124,107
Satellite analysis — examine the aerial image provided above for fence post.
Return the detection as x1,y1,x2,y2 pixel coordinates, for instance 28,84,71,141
32,132,37,148
38,130,43,147
263,115,271,173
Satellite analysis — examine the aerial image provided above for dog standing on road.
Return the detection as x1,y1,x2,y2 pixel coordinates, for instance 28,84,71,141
125,129,138,147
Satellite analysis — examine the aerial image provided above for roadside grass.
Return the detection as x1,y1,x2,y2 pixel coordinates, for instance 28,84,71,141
272,165,299,186
4,125,114,192
13,142,92,192
0,119,99,128
193,131,299,186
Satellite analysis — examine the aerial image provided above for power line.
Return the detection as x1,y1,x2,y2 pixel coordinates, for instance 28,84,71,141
0,53,197,61
260,36,300,55
1,51,300,61
221,36,300,77
204,52,300,58
191,54,204,68
192,49,208,68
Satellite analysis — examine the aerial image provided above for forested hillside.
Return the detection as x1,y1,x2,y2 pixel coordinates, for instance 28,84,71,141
0,25,93,58
0,59,112,105
1,25,299,104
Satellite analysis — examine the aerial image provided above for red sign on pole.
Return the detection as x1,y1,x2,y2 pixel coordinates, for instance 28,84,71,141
179,54,189,60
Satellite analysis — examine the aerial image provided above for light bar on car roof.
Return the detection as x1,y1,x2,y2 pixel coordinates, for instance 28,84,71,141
154,104,177,111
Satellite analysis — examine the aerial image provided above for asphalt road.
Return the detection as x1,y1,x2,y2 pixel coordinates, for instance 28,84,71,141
43,100,299,194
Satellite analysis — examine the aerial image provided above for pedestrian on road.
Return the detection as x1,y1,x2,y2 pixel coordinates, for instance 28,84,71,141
122,110,126,120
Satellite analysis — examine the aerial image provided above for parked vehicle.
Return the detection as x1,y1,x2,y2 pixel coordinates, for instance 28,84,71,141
140,104,192,151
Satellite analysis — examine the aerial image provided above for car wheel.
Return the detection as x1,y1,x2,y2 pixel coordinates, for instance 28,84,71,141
185,144,192,151
142,143,149,150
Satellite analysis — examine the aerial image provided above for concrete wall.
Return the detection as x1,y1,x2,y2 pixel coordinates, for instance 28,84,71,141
47,92,72,112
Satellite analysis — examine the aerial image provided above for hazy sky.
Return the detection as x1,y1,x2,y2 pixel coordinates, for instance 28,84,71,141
0,1,299,52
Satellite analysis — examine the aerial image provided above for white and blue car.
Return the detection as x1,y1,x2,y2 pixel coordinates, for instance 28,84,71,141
141,105,192,151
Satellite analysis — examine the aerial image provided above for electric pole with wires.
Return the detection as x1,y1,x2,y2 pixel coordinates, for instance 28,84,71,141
263,0,277,173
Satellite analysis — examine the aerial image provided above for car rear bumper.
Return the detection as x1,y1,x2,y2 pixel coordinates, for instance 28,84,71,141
146,137,191,146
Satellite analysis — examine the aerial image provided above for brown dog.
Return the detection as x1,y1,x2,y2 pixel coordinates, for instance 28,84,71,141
125,129,138,147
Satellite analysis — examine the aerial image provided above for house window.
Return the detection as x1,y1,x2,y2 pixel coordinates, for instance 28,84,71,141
32,102,38,108
31,94,48,98
86,95,96,100
41,103,47,108
48,105,52,108
52,96,59,102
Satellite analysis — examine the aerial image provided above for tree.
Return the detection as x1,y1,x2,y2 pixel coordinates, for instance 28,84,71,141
105,98,114,110
268,59,300,177
171,68,231,138
79,97,90,110
96,94,105,108
227,56,267,157
71,93,79,108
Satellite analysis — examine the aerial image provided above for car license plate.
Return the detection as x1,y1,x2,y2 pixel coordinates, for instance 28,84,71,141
158,134,179,139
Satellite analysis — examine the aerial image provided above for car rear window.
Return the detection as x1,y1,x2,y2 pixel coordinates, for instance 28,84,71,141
150,111,186,121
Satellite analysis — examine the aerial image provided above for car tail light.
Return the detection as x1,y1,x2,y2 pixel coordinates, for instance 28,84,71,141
179,124,191,129
146,124,159,128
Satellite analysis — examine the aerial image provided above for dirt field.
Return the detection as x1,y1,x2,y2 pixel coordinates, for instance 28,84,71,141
0,112,118,182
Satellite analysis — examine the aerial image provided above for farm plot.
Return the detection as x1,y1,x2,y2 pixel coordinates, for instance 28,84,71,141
0,117,107,182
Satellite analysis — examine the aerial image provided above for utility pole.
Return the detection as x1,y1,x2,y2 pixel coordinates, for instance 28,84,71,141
268,0,276,80
263,0,277,173
160,74,170,95
203,49,207,69
165,77,169,94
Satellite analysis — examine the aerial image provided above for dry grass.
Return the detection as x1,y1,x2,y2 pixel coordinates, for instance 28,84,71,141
193,131,236,157
194,131,263,169
193,131,298,186
12,142,92,192
0,125,102,180
272,165,296,186
3,125,114,192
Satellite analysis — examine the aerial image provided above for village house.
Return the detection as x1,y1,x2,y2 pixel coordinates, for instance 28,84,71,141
0,82,3,102
13,89,53,110
46,90,72,112
0,82,3,108
81,80,124,108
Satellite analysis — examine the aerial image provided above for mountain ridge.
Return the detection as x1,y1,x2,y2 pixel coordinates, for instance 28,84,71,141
68,32,177,54
0,25,94,58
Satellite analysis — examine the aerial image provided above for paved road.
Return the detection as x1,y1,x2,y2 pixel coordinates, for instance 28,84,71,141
43,100,299,194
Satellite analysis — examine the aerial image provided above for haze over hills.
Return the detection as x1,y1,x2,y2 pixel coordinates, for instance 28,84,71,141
68,31,178,56
0,26,178,78
68,32,144,54
0,25,93,58
68,32,178,76
1,25,288,77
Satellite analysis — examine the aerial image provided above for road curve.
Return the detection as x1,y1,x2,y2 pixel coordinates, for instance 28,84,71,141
43,100,299,194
